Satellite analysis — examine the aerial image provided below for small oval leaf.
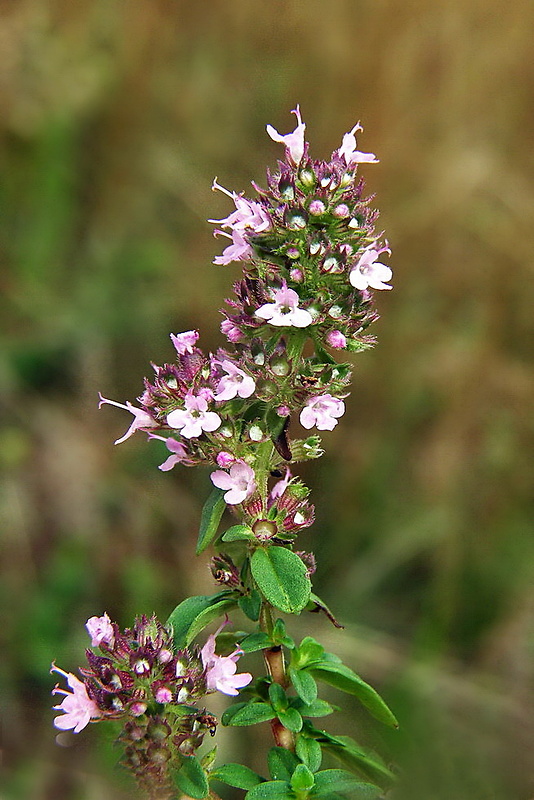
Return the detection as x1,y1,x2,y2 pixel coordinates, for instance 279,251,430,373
251,546,311,614
167,592,237,648
245,780,293,800
224,701,276,727
212,763,265,790
174,755,209,799
222,524,256,542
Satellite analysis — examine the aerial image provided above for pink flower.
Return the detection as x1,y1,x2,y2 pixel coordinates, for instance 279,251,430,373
270,467,292,501
326,330,347,349
213,229,253,266
216,450,235,468
300,394,345,431
266,105,306,165
349,245,392,291
157,437,189,471
255,285,313,328
337,123,379,167
167,393,221,439
210,459,256,505
214,359,256,401
170,330,199,355
210,179,271,233
98,393,156,445
51,664,101,733
85,613,114,648
201,623,252,697
220,318,244,343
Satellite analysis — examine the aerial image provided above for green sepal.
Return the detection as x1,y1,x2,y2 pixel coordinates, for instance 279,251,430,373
251,546,311,614
268,747,300,782
307,662,398,728
167,591,237,648
277,706,303,733
290,763,315,793
239,590,262,621
222,700,276,727
245,780,294,800
212,763,265,790
239,632,273,653
311,769,380,798
222,524,256,542
295,734,323,773
195,487,226,554
289,667,318,705
173,755,209,799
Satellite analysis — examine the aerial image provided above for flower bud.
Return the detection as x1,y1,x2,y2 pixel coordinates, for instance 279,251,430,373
130,701,147,716
299,168,316,188
216,451,235,467
289,268,304,282
308,199,326,216
333,203,350,218
248,424,264,442
286,246,300,259
326,330,347,349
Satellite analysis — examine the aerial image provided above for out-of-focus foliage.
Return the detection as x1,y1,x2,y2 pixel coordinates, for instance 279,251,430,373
1,1,532,798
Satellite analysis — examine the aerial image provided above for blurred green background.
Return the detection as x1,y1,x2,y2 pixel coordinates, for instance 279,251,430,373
2,1,533,798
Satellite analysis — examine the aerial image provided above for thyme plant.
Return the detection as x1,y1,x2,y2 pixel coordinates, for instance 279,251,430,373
52,107,397,800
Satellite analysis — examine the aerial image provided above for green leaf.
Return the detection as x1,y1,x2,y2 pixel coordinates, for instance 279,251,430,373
223,701,276,727
212,763,265,790
269,682,288,711
174,755,209,799
167,592,237,648
296,735,322,773
239,590,262,621
308,663,398,728
289,667,318,705
292,637,326,668
239,631,273,652
311,770,380,798
321,735,395,787
268,747,300,782
251,546,311,614
292,698,334,718
196,486,226,554
245,780,294,800
221,701,247,726
291,764,315,793
222,524,256,542
277,706,303,732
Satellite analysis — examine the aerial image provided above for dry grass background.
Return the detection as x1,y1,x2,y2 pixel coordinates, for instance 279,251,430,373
1,1,533,798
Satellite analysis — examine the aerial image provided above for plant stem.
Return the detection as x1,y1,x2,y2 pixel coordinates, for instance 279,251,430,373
260,603,295,751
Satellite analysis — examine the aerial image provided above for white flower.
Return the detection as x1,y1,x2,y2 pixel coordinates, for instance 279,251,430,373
210,460,256,505
266,105,306,165
338,123,379,166
255,285,313,328
167,393,221,439
349,245,392,291
300,394,345,431
214,359,256,401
